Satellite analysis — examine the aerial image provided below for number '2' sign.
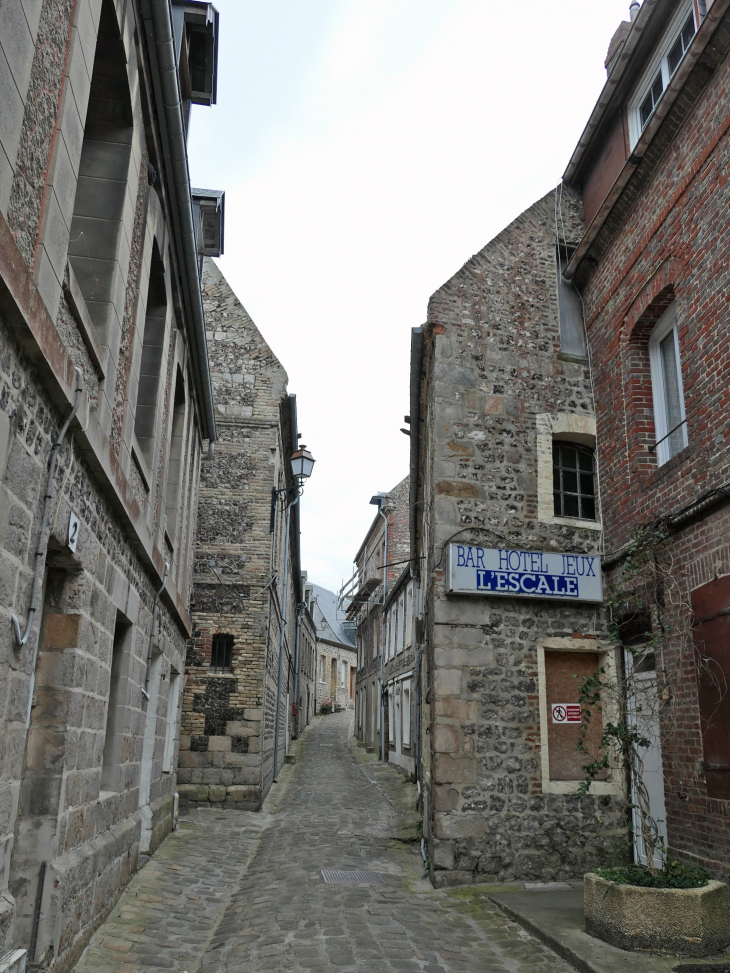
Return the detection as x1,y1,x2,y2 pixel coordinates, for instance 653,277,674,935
67,511,80,553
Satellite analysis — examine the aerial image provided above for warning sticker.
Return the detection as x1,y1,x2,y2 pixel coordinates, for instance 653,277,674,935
552,703,581,724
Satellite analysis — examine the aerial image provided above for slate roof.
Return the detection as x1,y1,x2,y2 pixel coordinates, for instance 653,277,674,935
310,583,356,649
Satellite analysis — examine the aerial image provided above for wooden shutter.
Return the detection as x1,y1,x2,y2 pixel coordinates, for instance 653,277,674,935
691,576,730,800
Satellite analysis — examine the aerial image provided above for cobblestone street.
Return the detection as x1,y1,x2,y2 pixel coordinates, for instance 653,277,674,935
73,712,575,973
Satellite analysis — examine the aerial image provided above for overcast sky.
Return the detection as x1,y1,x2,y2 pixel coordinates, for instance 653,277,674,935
187,0,632,595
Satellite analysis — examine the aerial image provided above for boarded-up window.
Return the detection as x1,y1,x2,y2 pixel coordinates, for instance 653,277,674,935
691,577,730,800
545,651,606,781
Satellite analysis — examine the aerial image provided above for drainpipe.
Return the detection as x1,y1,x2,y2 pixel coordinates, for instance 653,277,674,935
292,602,304,740
142,561,169,701
273,497,296,781
378,505,389,762
11,367,85,648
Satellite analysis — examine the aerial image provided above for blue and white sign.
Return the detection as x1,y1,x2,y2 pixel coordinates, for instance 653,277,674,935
447,545,602,603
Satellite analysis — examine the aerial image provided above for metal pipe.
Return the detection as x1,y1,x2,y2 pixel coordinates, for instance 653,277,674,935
379,505,389,762
11,367,84,647
142,561,169,701
29,860,46,961
139,0,216,444
292,602,303,740
273,497,296,781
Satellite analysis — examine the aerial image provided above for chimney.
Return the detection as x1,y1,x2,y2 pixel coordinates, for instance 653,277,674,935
605,21,631,77
629,1,640,21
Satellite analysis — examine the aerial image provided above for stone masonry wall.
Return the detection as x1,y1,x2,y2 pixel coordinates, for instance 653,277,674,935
181,259,301,810
419,188,626,887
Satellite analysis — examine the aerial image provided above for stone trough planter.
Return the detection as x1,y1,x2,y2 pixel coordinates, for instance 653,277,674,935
584,872,730,956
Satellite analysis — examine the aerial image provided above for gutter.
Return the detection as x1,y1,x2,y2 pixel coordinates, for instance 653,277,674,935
139,0,216,444
564,0,730,280
409,326,424,579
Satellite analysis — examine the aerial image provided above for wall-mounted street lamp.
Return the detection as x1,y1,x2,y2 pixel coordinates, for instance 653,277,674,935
273,447,315,782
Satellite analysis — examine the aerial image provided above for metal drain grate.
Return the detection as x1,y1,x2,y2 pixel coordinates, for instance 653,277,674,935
321,869,386,886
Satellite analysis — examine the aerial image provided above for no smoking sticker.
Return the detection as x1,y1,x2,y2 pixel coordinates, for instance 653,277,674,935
552,703,581,724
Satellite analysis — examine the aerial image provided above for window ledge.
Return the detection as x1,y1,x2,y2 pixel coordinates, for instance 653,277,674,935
64,261,106,379
553,515,602,532
651,443,692,483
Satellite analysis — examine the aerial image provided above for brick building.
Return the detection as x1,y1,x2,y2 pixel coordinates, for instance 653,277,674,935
179,259,315,810
350,476,414,760
302,578,356,713
562,0,730,882
409,191,626,888
0,0,221,966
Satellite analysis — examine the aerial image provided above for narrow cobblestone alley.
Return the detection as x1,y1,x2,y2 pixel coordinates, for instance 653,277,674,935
74,712,576,973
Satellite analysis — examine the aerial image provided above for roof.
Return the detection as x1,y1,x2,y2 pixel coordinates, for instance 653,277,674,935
310,583,356,649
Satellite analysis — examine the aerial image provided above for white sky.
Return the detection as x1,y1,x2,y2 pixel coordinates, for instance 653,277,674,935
188,0,632,595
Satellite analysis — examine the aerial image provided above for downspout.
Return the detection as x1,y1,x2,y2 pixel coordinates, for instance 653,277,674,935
11,367,85,647
142,561,169,701
409,326,424,807
273,497,295,781
139,0,216,446
380,518,387,761
292,603,303,740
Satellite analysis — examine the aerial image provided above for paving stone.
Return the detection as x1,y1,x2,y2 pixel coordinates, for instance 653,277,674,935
73,711,577,973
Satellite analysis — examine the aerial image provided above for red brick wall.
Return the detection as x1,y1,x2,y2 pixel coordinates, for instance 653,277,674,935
579,37,730,879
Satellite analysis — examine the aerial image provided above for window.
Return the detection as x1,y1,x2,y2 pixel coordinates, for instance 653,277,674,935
557,258,586,358
135,242,168,467
340,662,346,688
163,669,181,773
553,443,596,520
68,0,133,342
387,612,394,660
319,655,326,682
101,613,133,791
396,593,405,653
632,5,697,140
164,369,187,545
388,685,394,741
403,683,411,747
668,14,696,76
405,584,413,648
210,633,234,672
640,71,664,130
649,303,687,466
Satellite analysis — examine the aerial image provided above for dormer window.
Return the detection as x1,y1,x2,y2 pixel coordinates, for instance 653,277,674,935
631,4,698,143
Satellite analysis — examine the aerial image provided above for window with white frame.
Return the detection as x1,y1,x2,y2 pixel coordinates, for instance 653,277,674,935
649,303,688,466
630,4,697,144
402,682,411,747
388,685,394,741
340,661,346,688
319,655,326,682
405,584,413,647
396,593,405,653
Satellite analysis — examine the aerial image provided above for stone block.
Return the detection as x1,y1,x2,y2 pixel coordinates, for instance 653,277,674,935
433,753,476,785
434,669,462,697
433,785,459,812
176,784,208,802
431,838,455,870
243,708,262,721
178,734,191,751
208,785,226,802
433,724,459,753
207,735,231,752
225,721,257,737
584,874,730,957
226,785,258,803
435,698,478,721
433,812,485,840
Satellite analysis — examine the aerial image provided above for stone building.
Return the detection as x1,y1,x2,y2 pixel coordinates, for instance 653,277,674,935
350,476,412,756
0,0,221,966
302,578,356,713
179,259,315,811
562,0,730,882
383,566,418,777
409,190,626,888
